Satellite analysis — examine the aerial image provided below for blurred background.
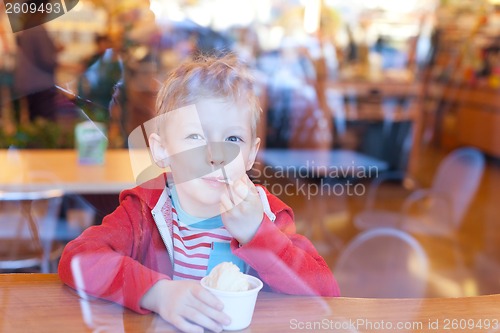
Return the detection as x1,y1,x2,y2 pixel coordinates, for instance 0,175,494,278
1,0,499,299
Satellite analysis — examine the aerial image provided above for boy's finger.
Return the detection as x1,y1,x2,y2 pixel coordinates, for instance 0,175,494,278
170,314,206,333
219,192,234,213
192,289,231,327
235,173,254,187
233,179,249,199
194,287,224,310
190,302,231,329
181,309,223,333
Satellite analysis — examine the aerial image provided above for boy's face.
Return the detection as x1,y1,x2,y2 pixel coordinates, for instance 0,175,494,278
150,98,260,218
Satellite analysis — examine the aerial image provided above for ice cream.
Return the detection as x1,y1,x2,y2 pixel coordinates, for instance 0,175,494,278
201,263,263,330
204,262,250,292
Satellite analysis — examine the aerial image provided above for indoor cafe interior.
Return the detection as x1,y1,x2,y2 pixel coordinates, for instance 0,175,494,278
1,0,500,330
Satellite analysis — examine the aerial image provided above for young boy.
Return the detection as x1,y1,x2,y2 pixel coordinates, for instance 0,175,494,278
58,54,340,333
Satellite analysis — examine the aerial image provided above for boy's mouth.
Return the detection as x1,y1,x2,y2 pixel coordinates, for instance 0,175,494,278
216,177,233,185
202,176,232,186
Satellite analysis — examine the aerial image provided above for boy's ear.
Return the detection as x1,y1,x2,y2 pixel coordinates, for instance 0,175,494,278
149,133,169,168
246,137,261,171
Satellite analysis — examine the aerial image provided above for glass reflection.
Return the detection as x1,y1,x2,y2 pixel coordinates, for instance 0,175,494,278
0,0,499,302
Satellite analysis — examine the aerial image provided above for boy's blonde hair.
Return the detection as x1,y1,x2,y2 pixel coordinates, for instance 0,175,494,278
155,53,261,138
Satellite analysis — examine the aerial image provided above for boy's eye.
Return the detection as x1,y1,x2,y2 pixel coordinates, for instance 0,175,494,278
186,134,204,140
226,136,243,143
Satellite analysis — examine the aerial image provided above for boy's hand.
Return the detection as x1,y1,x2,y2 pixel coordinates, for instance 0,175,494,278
140,280,230,333
220,175,264,245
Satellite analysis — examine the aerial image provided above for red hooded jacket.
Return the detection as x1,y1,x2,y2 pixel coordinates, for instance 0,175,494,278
58,174,340,313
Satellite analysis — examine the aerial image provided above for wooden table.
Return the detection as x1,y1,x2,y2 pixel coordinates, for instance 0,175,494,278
0,149,139,194
1,148,388,194
2,274,500,333
258,149,388,248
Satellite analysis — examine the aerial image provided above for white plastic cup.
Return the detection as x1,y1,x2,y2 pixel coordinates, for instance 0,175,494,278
200,274,263,331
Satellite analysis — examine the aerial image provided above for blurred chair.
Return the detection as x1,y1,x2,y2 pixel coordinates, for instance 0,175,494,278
334,227,428,298
0,188,64,273
59,194,96,243
354,147,485,234
353,170,414,230
401,147,485,237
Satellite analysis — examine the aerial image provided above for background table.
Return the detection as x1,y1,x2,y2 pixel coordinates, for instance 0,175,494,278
0,149,137,194
2,274,500,333
259,149,389,177
258,149,388,249
325,78,422,179
1,149,389,194
0,149,143,229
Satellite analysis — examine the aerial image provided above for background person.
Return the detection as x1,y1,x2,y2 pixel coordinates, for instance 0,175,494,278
13,2,62,122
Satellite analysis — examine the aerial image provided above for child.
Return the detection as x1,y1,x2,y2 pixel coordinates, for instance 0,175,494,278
58,54,340,333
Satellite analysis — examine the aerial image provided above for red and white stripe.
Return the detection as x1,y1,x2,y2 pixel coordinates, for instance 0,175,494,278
172,208,232,280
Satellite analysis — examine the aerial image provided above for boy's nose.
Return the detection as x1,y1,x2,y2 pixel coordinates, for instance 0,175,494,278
206,142,226,166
